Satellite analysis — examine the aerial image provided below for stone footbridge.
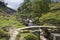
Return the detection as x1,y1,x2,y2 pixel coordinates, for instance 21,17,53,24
9,26,56,40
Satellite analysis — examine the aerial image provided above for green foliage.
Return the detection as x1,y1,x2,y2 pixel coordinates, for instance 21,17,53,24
17,0,51,18
17,0,51,25
0,14,24,28
0,28,10,40
50,2,60,10
0,1,60,40
0,38,7,40
15,32,21,40
0,2,24,40
0,1,24,28
24,33,38,40
17,0,32,18
39,2,60,26
39,11,60,26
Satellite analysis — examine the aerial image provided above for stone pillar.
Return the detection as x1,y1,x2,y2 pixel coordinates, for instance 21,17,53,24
53,36,55,40
40,29,47,40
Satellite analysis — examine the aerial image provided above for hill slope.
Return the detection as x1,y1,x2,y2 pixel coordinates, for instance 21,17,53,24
0,2,23,28
39,2,60,26
17,0,60,26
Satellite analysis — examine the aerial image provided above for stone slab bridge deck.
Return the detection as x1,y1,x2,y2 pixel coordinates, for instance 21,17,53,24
17,26,57,31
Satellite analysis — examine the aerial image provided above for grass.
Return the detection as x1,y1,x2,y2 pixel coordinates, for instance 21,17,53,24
0,13,24,28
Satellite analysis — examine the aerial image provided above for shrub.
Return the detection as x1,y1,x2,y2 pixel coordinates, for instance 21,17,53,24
24,33,38,40
15,32,20,40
